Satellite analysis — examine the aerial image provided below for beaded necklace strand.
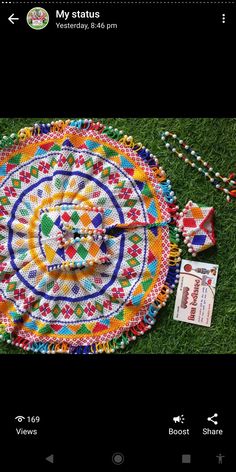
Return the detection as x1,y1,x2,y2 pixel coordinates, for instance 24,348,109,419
161,131,236,203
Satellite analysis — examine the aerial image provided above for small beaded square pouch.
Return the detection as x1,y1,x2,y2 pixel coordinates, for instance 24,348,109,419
176,201,216,256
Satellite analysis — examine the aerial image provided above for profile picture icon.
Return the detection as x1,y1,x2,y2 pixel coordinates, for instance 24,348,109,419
27,7,49,30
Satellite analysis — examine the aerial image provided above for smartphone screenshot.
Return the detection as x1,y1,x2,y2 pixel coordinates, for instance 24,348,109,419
0,1,235,469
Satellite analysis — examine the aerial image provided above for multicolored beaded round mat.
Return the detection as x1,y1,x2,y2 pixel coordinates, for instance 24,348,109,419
0,120,181,354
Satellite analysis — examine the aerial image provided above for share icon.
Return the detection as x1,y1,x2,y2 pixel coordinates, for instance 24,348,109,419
207,413,218,425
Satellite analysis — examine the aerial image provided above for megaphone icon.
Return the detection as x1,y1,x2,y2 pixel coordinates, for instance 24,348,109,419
173,414,185,424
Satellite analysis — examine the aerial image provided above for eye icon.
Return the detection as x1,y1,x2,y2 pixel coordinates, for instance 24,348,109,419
15,416,25,422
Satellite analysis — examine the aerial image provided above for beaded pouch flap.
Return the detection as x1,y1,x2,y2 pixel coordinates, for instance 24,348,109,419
177,201,216,256
0,120,181,354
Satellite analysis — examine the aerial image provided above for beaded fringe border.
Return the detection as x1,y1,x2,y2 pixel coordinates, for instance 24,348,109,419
0,119,181,354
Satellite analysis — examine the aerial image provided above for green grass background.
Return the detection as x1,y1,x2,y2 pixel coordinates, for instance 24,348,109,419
0,118,236,354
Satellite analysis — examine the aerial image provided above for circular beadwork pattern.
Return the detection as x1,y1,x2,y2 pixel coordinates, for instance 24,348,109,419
0,121,181,353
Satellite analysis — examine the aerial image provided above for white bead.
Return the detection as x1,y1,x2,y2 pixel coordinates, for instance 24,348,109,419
185,158,189,163
203,162,208,166
197,156,201,161
185,145,189,150
191,163,195,168
198,168,202,172
188,248,193,253
223,188,229,194
178,153,183,158
191,150,196,156
165,143,170,148
165,131,169,136
172,148,176,153
161,136,165,141
210,178,214,183
173,134,177,139
209,167,213,172
215,172,220,177
216,184,220,189
179,140,183,144
223,177,228,182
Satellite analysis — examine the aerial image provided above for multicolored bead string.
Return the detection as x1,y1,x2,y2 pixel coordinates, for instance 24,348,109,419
56,230,108,249
161,131,236,202
48,256,110,272
43,203,105,214
62,225,106,235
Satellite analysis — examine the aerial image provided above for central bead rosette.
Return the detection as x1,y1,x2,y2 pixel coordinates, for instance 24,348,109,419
40,203,109,271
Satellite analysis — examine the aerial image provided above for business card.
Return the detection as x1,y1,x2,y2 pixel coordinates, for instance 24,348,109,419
173,259,219,327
